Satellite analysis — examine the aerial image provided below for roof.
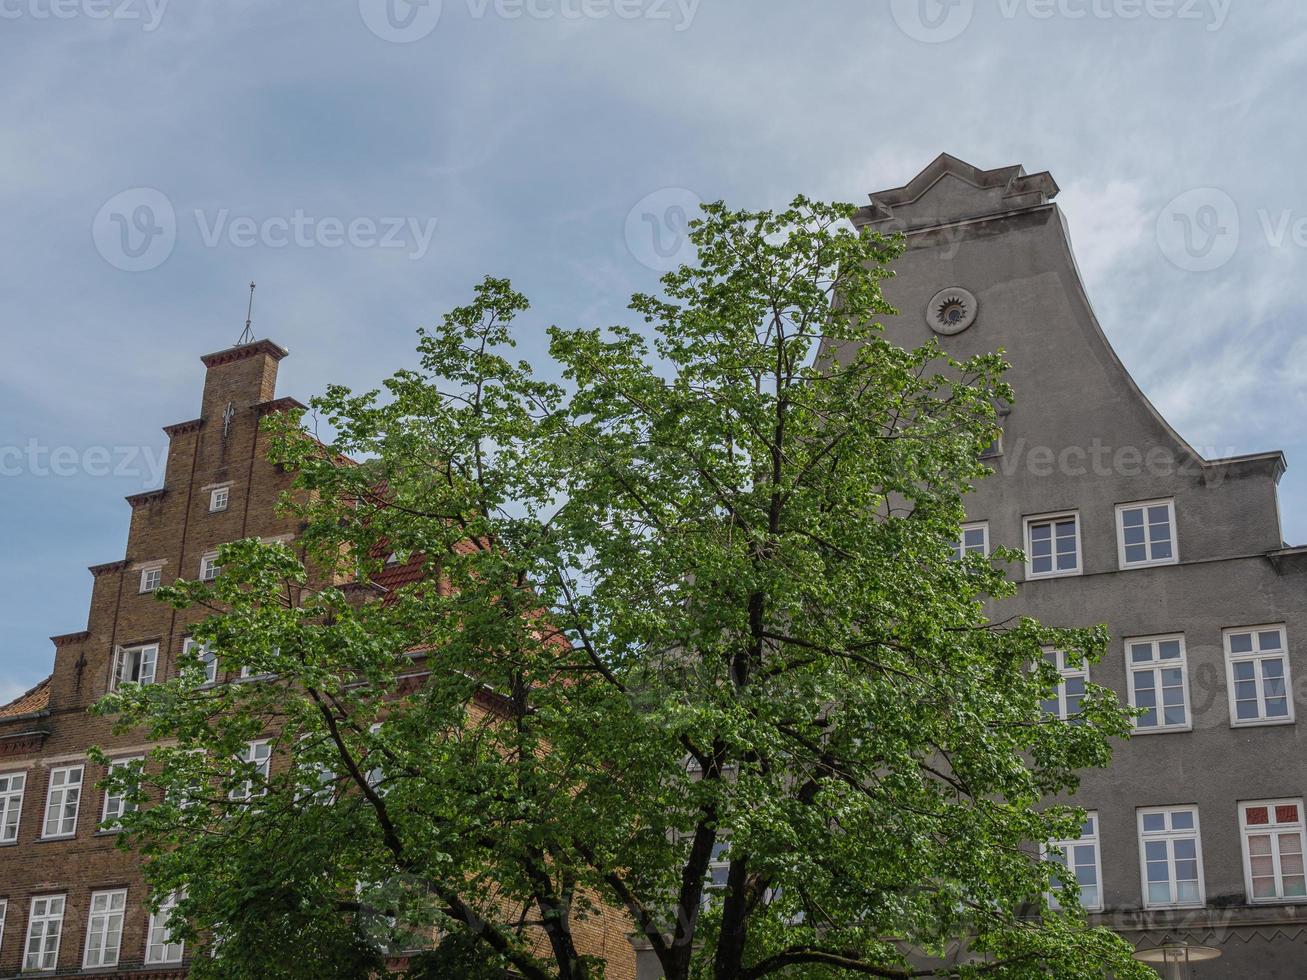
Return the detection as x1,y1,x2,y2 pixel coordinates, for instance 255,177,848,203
0,676,51,719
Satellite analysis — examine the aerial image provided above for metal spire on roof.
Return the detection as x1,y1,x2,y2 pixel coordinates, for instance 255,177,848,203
237,281,257,346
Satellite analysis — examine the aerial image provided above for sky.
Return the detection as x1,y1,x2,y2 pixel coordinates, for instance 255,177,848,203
3,0,1307,699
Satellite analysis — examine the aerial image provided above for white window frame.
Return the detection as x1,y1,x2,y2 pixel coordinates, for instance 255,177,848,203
231,740,271,801
1023,511,1082,579
1224,625,1294,727
139,564,163,593
22,894,65,972
184,638,218,686
111,643,159,690
1045,811,1104,912
42,765,83,839
0,770,26,844
209,486,230,513
1041,648,1089,721
0,898,7,958
1115,498,1178,569
100,756,144,831
952,521,990,560
199,552,221,582
1137,806,1205,909
1239,798,1307,904
145,892,186,965
82,888,127,969
1125,634,1192,733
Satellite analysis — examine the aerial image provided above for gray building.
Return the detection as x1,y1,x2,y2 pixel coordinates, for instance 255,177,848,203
847,154,1307,978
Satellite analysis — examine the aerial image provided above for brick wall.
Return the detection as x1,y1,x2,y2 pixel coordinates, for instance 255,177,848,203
0,339,635,979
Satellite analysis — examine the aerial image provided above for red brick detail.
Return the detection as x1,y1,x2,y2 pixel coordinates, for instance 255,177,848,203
200,339,288,368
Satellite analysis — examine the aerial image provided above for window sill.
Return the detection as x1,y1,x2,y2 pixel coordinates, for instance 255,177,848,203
37,833,77,842
1230,717,1296,729
1142,901,1205,911
1024,569,1083,581
1118,557,1180,571
1130,725,1194,736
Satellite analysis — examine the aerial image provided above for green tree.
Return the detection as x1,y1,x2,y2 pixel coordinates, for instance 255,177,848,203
98,198,1149,979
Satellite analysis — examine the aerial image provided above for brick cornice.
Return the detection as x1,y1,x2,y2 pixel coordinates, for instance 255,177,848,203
201,338,288,368
50,631,90,646
254,396,308,416
162,417,204,437
126,488,167,508
89,559,129,577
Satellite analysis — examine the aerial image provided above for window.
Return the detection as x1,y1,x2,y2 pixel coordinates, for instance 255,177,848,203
1046,812,1103,911
706,841,730,891
1240,799,1307,903
200,552,221,582
1126,635,1190,732
145,892,185,964
184,638,218,685
139,565,163,593
0,899,7,957
1116,499,1177,568
101,757,144,831
22,894,65,972
232,740,271,800
209,486,230,512
1024,513,1081,578
1138,807,1204,908
42,766,82,839
0,771,25,843
366,723,386,793
951,522,989,560
1040,649,1088,721
111,644,158,690
1225,625,1293,726
82,889,127,969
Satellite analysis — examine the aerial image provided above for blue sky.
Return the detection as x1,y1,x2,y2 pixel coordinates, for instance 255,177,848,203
3,0,1307,698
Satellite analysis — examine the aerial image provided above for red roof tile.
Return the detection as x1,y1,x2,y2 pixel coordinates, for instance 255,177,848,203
0,676,51,719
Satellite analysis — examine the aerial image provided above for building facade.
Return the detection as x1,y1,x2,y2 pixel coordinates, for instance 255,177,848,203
841,154,1307,977
0,340,637,978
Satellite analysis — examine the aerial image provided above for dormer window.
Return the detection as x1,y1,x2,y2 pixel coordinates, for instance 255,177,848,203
209,487,230,513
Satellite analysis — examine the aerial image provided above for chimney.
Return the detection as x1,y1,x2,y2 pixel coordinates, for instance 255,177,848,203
198,339,289,424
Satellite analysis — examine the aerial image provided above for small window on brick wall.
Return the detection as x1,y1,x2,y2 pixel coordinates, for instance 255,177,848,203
209,487,230,513
140,566,163,593
200,553,221,582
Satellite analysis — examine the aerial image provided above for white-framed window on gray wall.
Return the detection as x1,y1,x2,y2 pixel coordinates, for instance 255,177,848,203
1045,811,1103,911
1040,649,1088,722
1126,635,1191,733
1024,512,1081,578
0,770,25,843
1115,498,1178,569
1138,806,1204,908
1240,799,1307,903
952,522,989,560
1225,625,1293,726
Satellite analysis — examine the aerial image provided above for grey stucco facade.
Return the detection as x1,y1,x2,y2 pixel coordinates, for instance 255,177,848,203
844,154,1307,978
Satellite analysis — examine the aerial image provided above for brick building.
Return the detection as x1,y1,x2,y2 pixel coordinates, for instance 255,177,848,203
0,339,637,978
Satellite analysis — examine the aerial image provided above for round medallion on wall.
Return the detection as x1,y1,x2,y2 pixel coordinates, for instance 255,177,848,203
926,287,978,335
